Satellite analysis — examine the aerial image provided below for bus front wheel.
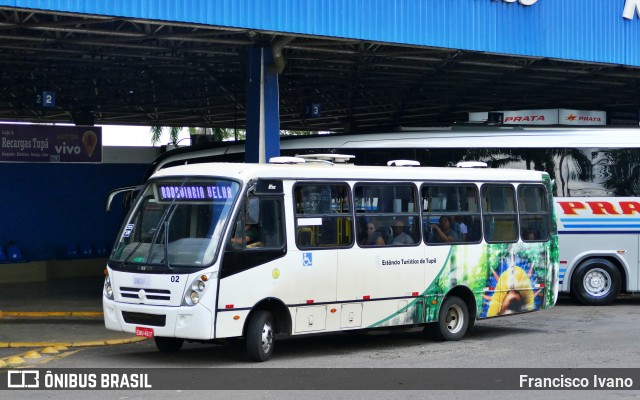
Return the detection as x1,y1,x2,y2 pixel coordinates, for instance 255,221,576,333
571,259,621,306
424,296,469,341
246,310,275,362
154,336,184,353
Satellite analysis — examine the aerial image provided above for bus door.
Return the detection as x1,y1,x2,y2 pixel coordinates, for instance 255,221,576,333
291,182,351,333
218,180,287,318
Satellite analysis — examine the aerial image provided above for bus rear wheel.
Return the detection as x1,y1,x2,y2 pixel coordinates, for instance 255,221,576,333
571,258,621,306
424,296,469,341
154,336,184,353
246,310,275,362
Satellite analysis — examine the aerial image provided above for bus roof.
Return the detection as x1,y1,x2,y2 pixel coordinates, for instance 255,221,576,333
149,126,640,178
152,161,549,183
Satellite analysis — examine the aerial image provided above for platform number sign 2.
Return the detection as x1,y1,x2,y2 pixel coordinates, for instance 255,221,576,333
35,91,56,108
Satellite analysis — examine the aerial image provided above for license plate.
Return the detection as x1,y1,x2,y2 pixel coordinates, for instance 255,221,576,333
135,326,154,338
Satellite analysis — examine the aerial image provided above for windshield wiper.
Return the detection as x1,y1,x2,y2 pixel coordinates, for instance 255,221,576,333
143,178,187,270
121,178,188,270
120,227,157,270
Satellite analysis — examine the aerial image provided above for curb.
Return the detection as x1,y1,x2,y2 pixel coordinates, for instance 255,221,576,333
0,311,103,319
0,337,148,349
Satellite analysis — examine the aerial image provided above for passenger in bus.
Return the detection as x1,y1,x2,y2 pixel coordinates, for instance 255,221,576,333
454,216,468,242
390,220,414,245
430,215,459,243
230,223,262,248
363,221,386,246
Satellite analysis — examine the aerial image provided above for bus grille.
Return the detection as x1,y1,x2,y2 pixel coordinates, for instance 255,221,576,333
119,286,171,301
122,311,166,327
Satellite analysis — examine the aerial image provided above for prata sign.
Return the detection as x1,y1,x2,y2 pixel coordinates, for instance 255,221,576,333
559,109,606,125
0,124,102,163
469,109,606,126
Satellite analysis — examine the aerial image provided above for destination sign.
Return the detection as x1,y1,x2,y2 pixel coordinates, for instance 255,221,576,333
157,183,236,201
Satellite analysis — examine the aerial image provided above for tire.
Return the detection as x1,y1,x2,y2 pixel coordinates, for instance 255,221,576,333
154,336,184,353
424,296,469,341
571,258,621,306
246,310,275,362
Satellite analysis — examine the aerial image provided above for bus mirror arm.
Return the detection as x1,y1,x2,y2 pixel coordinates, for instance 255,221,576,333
105,185,142,212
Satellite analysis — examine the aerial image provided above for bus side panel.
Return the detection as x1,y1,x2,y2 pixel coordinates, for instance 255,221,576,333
558,234,636,293
216,250,338,338
555,197,640,293
420,243,555,322
337,245,428,328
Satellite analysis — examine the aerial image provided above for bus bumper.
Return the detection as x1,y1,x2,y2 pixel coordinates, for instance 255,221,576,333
103,298,215,340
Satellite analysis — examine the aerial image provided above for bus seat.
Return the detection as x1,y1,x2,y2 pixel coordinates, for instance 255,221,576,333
492,220,516,241
297,228,313,246
381,226,393,244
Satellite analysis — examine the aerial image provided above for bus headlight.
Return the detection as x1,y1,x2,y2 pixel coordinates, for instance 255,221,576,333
189,291,200,305
183,277,206,306
104,274,113,300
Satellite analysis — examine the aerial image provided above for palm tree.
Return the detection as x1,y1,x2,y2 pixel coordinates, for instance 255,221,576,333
599,149,640,196
150,125,182,146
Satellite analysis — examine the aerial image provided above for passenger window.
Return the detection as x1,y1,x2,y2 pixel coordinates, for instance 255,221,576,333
518,185,549,242
482,185,518,243
422,184,480,245
294,183,353,249
354,183,419,247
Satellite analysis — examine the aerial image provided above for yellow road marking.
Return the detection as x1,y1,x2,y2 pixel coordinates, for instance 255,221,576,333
0,311,103,318
0,337,147,348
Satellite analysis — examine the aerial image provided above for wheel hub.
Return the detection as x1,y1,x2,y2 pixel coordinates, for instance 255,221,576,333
261,322,273,353
583,268,611,297
446,304,464,333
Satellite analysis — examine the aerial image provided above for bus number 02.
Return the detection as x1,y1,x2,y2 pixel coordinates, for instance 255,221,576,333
170,276,180,282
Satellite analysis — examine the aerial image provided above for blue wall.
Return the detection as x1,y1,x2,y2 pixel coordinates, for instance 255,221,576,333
1,163,147,261
2,1,640,66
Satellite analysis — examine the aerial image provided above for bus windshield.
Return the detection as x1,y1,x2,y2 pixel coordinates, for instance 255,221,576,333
110,177,240,269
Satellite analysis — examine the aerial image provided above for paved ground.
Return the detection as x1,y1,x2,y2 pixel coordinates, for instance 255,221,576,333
0,276,135,347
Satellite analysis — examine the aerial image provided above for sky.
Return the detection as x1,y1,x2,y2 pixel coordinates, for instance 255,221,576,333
99,125,192,147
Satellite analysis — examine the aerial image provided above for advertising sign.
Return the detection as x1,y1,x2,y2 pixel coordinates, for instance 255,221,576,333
558,109,606,125
469,109,559,125
469,109,606,126
0,124,102,163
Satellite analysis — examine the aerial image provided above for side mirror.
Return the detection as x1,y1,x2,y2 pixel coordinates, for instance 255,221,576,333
105,185,141,212
246,197,260,225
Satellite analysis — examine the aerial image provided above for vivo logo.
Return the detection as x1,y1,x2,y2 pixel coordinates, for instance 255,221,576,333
494,0,538,5
54,141,81,155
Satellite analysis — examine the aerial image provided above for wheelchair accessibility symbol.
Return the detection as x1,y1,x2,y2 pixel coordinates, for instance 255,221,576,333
303,252,312,267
